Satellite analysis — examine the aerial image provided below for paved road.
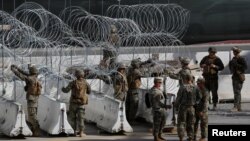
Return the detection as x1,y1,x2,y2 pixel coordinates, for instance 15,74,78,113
1,103,249,141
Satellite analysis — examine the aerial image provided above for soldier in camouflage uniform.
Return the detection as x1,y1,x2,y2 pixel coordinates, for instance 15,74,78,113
168,57,192,86
100,25,119,70
175,74,201,141
229,47,247,112
126,58,142,123
111,63,128,101
200,47,224,110
11,64,42,136
194,77,209,141
149,77,172,141
62,69,91,137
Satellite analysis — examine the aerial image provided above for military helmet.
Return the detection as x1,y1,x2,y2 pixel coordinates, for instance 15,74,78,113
75,69,84,78
183,73,193,81
117,63,126,69
196,77,205,84
29,66,38,75
154,77,163,83
180,57,190,65
131,58,140,68
232,46,241,53
208,47,217,53
110,25,117,33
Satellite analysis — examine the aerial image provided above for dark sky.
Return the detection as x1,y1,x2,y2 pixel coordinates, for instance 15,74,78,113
0,0,181,15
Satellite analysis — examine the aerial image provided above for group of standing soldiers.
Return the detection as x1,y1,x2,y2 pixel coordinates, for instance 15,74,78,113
9,24,248,140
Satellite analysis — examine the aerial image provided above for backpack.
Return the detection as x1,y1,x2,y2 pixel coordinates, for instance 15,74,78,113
145,92,151,108
72,80,88,105
26,80,42,96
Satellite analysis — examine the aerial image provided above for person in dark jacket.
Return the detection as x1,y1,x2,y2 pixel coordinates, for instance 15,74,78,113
200,47,224,110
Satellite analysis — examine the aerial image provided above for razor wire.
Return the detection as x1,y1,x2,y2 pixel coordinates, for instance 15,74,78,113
106,4,190,38
0,2,192,102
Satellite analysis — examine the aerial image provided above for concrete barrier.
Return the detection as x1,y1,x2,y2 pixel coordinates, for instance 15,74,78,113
0,97,32,137
37,95,74,135
84,79,133,133
6,80,74,135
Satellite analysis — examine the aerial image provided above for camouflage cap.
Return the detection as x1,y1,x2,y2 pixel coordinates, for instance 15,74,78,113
196,77,205,83
179,57,190,65
75,69,84,78
208,47,217,53
154,77,163,83
131,58,140,68
29,66,38,75
232,46,241,53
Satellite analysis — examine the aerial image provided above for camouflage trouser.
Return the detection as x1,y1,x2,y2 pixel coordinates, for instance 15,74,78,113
205,78,218,106
194,112,208,138
232,79,243,110
114,92,126,101
27,100,40,134
126,89,139,122
153,109,166,136
68,103,85,131
177,106,195,140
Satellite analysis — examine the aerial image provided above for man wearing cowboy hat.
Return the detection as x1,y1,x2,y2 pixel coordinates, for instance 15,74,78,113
229,47,247,112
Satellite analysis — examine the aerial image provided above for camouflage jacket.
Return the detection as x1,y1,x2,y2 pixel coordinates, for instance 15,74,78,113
149,87,166,111
169,67,192,86
229,56,247,79
196,88,209,113
62,78,91,105
11,67,41,100
110,71,128,94
127,67,142,89
175,84,201,108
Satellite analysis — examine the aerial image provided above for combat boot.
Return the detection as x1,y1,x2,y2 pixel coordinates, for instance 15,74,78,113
32,128,40,137
158,133,166,141
212,104,217,111
74,130,77,136
231,107,238,112
79,130,87,137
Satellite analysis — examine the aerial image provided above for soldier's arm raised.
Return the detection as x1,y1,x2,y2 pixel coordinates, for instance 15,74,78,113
168,72,180,80
11,65,28,81
61,81,73,93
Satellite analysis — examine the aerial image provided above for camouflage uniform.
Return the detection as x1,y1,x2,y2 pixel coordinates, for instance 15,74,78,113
110,63,128,101
126,59,142,122
11,64,41,136
194,78,209,140
169,57,192,87
62,70,91,136
175,75,201,141
200,47,224,109
100,25,120,70
149,77,171,141
229,47,247,111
